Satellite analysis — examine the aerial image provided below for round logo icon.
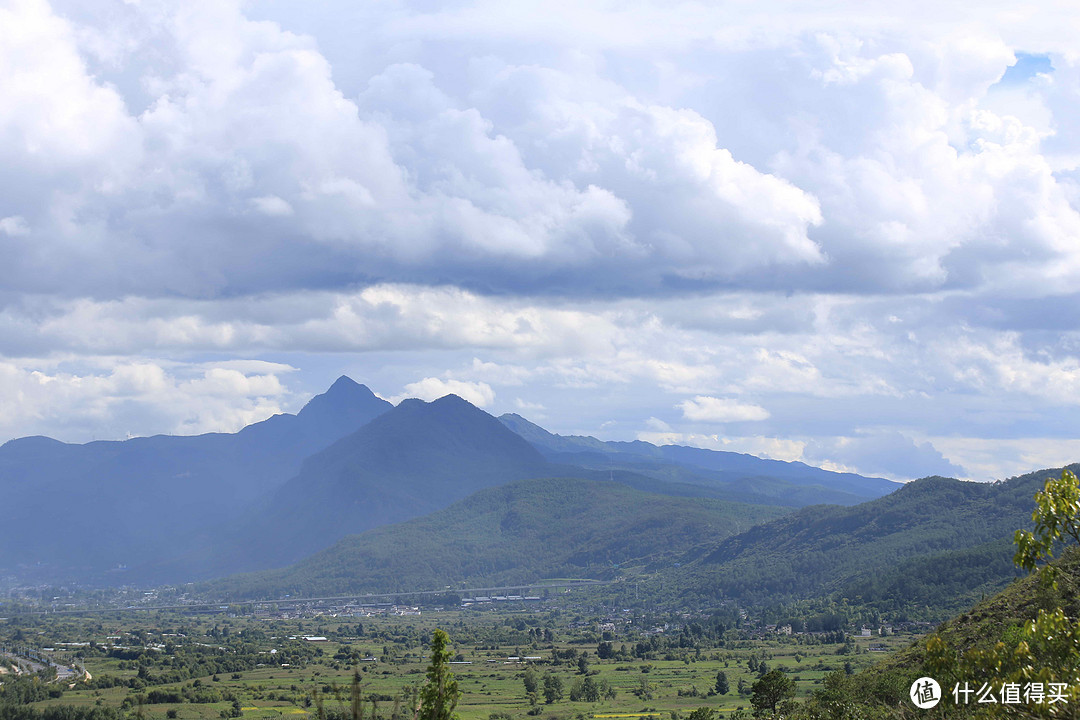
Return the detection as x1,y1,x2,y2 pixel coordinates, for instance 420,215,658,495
910,677,942,709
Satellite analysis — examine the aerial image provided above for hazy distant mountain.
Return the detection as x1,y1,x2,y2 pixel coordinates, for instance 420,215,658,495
239,399,899,575
0,376,391,581
500,412,899,503
0,377,918,589
201,476,789,599
191,394,554,576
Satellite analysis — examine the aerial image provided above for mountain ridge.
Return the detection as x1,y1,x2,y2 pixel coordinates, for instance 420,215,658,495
161,392,555,580
664,466,1073,615
0,378,392,582
499,411,899,502
1,376,928,591
198,475,790,599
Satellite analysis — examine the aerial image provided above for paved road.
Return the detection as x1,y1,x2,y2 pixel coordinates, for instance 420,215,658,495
0,650,79,681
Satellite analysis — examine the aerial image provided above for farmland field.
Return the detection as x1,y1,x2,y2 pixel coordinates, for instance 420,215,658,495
4,603,921,720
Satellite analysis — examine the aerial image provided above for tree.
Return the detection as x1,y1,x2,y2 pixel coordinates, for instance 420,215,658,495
523,668,539,697
803,671,860,720
417,630,460,720
686,709,715,720
349,670,365,720
750,670,795,716
569,677,600,703
542,674,563,704
714,670,729,696
1015,468,1080,584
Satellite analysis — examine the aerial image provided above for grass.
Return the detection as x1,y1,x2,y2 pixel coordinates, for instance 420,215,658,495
13,610,922,720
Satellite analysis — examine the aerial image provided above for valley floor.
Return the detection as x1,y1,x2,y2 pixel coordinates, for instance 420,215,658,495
2,604,922,720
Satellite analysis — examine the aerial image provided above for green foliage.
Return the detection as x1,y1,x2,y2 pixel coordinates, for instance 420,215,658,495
542,673,564,704
417,629,459,720
799,671,859,720
0,708,122,720
909,470,1080,716
924,606,1080,716
567,675,616,703
750,669,795,715
523,666,539,696
577,654,589,675
206,477,784,598
715,670,729,695
681,468,1072,615
0,675,56,705
1015,468,1080,585
81,634,319,688
838,466,1080,718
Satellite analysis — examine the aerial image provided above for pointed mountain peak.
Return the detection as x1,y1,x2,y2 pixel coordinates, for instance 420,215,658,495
326,375,368,396
296,376,392,427
300,376,375,410
330,374,358,387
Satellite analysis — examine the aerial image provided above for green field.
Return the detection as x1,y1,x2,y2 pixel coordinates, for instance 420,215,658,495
2,607,920,720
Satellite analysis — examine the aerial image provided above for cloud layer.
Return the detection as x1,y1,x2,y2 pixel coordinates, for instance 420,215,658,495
3,0,1080,480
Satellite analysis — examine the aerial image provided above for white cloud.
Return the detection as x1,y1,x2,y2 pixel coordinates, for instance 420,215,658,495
644,416,673,432
678,396,770,423
0,0,828,299
803,431,964,480
928,436,1080,482
0,216,30,236
251,195,294,217
634,430,808,463
3,0,1079,304
390,377,496,408
0,359,294,442
939,333,1080,403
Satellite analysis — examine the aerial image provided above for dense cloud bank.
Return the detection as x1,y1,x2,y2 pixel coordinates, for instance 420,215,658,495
2,0,1079,480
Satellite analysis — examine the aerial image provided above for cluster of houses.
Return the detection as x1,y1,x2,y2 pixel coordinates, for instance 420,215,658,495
460,594,541,605
253,602,423,619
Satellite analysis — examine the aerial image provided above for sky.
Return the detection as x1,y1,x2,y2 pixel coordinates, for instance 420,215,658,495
2,0,1080,481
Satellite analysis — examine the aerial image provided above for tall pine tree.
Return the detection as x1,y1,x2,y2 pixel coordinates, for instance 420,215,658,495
418,629,460,720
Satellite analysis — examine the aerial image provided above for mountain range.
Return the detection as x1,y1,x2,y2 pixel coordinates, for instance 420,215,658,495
0,375,949,601
0,377,391,581
200,465,1060,620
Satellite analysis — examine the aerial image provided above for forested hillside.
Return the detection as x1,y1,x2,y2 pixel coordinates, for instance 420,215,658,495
200,476,788,598
670,467,1077,615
